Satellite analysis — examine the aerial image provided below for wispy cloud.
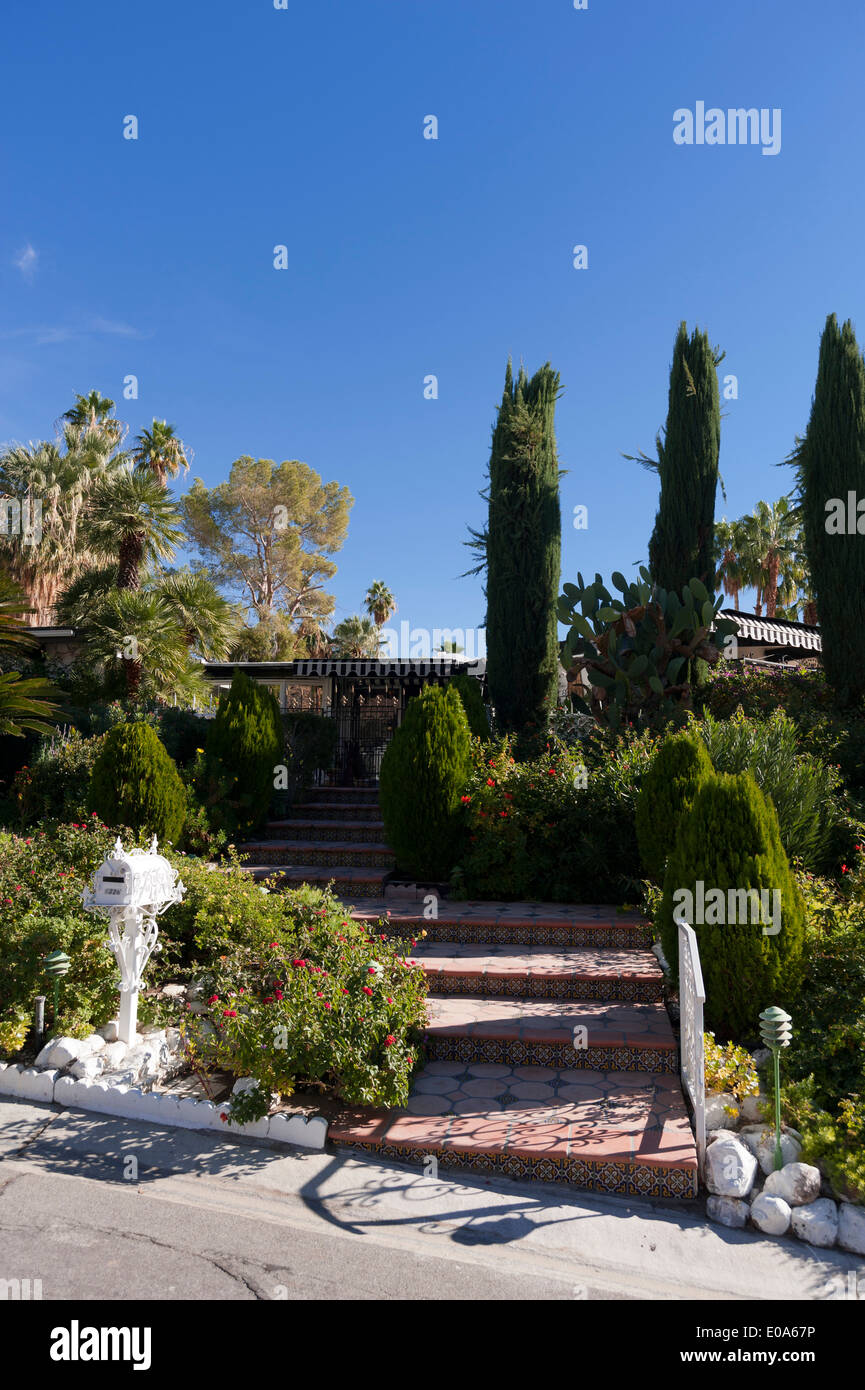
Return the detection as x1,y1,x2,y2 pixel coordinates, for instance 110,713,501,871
0,317,145,346
14,243,38,279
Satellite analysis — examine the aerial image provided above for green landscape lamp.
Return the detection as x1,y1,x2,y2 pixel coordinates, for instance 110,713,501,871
759,1005,793,1171
44,950,71,1028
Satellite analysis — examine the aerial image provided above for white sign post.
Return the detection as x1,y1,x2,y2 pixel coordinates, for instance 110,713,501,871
83,837,185,1044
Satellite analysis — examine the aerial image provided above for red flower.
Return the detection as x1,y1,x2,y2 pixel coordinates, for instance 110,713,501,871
323,1001,332,1010
385,1034,396,1047
380,934,386,941
500,811,507,818
269,941,279,949
547,768,556,776
316,991,323,998
208,994,219,1004
406,1055,414,1065
275,990,284,1000
461,795,471,804
386,996,394,1004
368,966,376,974
223,1009,237,1018
362,986,373,996
342,988,349,994
486,778,495,787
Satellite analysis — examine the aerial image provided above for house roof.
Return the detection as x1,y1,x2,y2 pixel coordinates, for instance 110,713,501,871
718,610,822,653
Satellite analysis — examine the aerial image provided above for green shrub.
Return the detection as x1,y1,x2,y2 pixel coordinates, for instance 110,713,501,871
659,771,806,1039
12,729,104,825
380,685,472,880
156,706,212,766
450,673,490,739
697,707,846,872
635,729,712,880
778,1077,865,1203
199,670,284,837
87,722,186,846
454,728,657,902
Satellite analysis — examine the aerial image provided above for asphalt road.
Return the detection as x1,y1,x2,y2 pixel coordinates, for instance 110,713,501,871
0,1097,860,1304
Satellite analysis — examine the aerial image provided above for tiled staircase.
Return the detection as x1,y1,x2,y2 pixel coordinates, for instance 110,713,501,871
331,902,699,1200
240,785,393,898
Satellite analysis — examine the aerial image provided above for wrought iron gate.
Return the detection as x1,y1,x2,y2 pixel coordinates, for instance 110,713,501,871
330,692,401,785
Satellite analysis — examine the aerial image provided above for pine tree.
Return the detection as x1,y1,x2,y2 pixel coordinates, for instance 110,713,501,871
798,313,865,704
379,685,471,880
483,360,562,753
658,771,806,1039
450,672,490,739
88,721,186,845
647,323,721,595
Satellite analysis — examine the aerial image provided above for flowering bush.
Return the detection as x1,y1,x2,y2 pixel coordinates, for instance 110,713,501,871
12,729,104,826
182,882,427,1120
451,729,657,902
703,1032,760,1103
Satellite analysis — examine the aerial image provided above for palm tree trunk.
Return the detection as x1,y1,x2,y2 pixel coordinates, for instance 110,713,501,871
118,533,144,590
765,554,780,618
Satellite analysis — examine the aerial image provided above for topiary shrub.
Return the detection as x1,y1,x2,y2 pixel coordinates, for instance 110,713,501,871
199,670,284,838
450,673,490,739
658,771,806,1040
635,728,712,880
87,721,186,845
379,685,471,880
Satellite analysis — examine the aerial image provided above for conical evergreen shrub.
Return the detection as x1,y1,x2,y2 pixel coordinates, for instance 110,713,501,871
87,720,186,845
450,672,490,739
635,729,712,880
658,771,806,1040
202,669,284,837
379,685,471,880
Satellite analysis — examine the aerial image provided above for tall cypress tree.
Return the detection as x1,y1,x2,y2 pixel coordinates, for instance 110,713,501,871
799,313,865,705
647,322,721,594
484,360,562,750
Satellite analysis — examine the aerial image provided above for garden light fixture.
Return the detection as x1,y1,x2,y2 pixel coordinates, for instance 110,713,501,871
758,1005,793,1171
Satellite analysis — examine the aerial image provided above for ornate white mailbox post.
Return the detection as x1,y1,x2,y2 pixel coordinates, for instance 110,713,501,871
83,837,185,1044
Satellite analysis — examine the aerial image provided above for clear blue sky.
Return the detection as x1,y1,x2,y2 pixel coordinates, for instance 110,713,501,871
2,0,863,645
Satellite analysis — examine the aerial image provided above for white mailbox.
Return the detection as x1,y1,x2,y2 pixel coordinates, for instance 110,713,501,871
83,837,185,1044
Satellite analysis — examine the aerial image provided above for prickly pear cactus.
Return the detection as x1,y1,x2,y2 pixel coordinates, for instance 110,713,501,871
557,566,738,728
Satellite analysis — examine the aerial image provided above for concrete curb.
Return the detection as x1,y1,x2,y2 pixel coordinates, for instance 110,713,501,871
0,1062,328,1150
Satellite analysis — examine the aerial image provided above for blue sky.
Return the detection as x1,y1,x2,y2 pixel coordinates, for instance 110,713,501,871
2,0,864,647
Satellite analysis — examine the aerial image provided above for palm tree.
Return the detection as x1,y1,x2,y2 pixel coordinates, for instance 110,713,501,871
0,425,122,624
296,615,331,658
739,498,799,619
154,570,238,658
82,470,184,591
0,573,60,733
364,581,396,628
61,390,125,450
133,420,191,488
713,518,747,611
81,589,208,701
330,615,380,658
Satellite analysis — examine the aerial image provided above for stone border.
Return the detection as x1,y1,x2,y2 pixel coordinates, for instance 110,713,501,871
0,1061,328,1150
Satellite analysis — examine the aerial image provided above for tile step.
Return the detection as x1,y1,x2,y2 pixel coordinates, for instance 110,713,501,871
422,995,677,1073
293,802,382,821
330,1067,697,1199
265,819,385,842
356,909,649,950
413,941,663,1002
241,840,394,868
245,865,391,898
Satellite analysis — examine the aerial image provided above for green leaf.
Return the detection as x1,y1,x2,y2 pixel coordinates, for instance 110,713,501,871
648,675,664,695
611,571,627,593
689,577,709,604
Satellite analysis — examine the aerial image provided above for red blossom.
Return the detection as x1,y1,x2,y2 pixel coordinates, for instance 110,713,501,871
384,1035,396,1047
362,986,373,996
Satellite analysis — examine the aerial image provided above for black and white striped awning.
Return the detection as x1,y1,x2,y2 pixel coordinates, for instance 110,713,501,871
202,659,486,679
718,611,822,653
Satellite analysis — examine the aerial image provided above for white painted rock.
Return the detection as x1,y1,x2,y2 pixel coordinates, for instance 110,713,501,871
650,941,670,974
739,1124,802,1173
705,1136,758,1198
70,1055,106,1080
97,1021,119,1043
750,1192,792,1236
85,1033,106,1053
706,1092,740,1130
707,1195,749,1229
739,1092,767,1123
838,1202,865,1256
763,1161,822,1207
791,1198,838,1247
100,1041,128,1069
162,984,186,999
707,1128,739,1147
35,1035,98,1069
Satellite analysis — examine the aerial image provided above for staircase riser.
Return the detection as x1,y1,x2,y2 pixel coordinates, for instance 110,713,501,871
263,871,388,899
330,1138,698,1199
306,791,380,805
425,973,663,1003
248,848,393,869
267,824,384,843
381,921,649,950
423,1034,678,1074
295,803,381,821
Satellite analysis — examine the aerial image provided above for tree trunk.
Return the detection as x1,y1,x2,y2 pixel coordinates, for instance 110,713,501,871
765,555,780,618
118,533,144,590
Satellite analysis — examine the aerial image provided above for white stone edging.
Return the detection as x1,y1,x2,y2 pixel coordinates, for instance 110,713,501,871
0,1061,328,1150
